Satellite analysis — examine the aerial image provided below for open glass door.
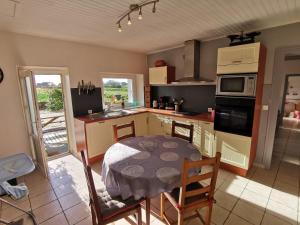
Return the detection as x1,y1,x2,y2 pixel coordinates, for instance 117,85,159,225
19,69,49,177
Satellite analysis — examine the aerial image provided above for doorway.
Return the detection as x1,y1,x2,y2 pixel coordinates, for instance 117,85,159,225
18,68,73,177
281,75,300,125
35,74,69,158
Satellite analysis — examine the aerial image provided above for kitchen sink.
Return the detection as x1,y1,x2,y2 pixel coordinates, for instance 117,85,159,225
103,110,130,118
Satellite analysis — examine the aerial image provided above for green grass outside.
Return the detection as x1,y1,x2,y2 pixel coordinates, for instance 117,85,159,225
37,88,50,102
103,87,128,103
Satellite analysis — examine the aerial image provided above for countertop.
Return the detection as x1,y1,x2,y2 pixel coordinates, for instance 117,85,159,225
75,108,214,123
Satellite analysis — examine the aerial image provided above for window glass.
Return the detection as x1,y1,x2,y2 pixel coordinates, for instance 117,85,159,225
102,78,133,105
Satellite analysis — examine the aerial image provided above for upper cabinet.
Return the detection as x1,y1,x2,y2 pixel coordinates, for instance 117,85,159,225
149,66,175,85
217,43,261,74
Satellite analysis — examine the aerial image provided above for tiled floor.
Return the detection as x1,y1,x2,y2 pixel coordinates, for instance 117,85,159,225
1,118,299,225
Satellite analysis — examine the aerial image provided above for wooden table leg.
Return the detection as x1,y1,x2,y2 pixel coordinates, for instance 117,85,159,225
145,198,150,225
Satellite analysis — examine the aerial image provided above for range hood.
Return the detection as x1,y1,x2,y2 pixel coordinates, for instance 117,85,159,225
172,40,215,84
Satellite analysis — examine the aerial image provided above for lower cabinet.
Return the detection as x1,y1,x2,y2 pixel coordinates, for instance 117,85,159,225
148,113,165,135
200,122,215,157
76,112,252,173
215,131,252,170
86,120,114,158
134,113,148,136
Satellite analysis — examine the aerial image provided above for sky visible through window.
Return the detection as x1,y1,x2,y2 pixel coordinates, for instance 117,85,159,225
35,75,61,85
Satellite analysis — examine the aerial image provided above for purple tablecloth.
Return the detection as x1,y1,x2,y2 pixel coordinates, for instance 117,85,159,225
101,135,201,200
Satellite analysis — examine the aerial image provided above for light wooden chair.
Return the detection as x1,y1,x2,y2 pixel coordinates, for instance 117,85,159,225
80,150,144,225
160,152,221,225
113,120,136,142
171,121,194,143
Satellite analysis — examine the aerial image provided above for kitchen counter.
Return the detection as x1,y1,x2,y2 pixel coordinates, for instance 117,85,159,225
75,108,214,123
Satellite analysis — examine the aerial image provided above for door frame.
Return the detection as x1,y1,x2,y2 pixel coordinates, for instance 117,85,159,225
17,66,76,172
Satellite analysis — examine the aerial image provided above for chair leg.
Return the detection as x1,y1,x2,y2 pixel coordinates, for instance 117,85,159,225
160,193,165,220
137,207,142,225
178,212,184,225
145,198,151,225
205,203,213,225
91,207,97,225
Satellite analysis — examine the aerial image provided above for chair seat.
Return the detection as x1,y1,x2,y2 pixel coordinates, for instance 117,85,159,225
170,182,208,206
96,187,142,220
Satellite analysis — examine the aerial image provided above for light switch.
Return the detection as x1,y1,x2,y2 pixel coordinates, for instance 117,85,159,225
262,105,269,111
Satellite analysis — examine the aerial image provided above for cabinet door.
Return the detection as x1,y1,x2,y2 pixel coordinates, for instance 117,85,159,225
86,120,113,158
148,113,164,135
134,113,148,136
217,43,260,74
200,122,215,157
149,66,168,85
215,131,251,169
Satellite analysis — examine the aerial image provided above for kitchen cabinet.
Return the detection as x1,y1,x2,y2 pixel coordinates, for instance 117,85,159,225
86,120,114,158
200,121,215,157
215,131,251,170
133,113,148,136
148,113,165,135
149,66,175,85
217,42,260,74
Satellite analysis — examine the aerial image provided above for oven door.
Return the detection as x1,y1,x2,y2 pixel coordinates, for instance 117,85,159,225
214,97,255,137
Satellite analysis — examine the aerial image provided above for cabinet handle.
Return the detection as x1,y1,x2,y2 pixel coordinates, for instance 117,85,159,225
232,60,242,63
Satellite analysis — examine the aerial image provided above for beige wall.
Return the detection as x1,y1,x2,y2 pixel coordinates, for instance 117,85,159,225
147,22,300,168
0,31,147,158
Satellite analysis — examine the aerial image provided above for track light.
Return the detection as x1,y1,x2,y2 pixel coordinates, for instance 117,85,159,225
152,2,156,13
116,0,158,32
127,14,132,25
118,23,122,32
138,7,142,20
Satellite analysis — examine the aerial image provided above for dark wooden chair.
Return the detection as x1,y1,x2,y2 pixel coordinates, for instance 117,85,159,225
160,152,221,225
113,120,136,142
171,121,194,143
80,150,144,225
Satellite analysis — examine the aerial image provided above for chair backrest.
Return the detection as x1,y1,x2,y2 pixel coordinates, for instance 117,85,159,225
113,120,136,142
171,121,194,143
178,152,221,208
80,150,103,221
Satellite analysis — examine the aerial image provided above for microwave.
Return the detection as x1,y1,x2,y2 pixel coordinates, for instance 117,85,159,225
216,74,257,97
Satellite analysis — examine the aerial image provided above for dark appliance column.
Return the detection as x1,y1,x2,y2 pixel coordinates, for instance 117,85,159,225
214,97,255,137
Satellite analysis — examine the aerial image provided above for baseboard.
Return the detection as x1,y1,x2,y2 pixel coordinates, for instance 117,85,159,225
88,154,104,164
220,162,248,177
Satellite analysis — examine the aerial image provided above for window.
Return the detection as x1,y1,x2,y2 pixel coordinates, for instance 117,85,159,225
102,78,133,106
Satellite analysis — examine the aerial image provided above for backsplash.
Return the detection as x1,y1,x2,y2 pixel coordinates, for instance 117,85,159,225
151,85,216,113
71,88,103,116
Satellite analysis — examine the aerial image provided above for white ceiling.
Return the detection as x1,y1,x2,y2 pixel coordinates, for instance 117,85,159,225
1,0,300,53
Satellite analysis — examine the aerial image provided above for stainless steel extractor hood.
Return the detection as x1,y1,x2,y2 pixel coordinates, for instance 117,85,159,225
173,40,214,84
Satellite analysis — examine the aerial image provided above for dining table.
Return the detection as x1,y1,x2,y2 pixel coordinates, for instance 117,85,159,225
101,134,202,223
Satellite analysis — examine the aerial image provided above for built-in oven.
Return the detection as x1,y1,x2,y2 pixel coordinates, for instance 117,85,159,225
216,73,257,97
214,96,255,137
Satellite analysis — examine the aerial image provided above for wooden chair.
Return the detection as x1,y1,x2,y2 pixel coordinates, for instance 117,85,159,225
113,120,136,142
160,152,221,225
80,150,144,225
171,121,194,143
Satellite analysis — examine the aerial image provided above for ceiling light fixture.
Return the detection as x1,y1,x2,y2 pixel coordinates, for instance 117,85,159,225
152,2,156,13
127,14,132,25
116,0,159,32
138,7,143,20
118,23,122,32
